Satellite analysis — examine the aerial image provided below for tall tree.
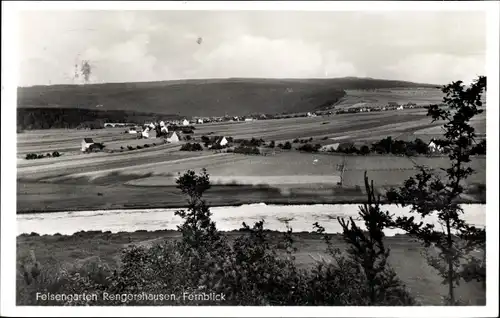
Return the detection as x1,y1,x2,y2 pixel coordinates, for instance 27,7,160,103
386,76,486,305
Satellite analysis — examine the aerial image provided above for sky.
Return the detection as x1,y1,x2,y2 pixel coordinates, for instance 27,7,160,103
18,10,486,87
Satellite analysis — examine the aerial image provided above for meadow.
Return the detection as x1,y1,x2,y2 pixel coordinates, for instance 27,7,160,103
16,108,486,213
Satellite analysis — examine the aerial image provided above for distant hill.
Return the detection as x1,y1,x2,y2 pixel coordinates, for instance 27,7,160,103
17,77,438,118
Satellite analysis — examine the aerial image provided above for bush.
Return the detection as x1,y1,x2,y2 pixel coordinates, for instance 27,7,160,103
234,146,260,155
16,170,416,306
293,138,299,143
127,145,134,151
268,140,275,148
25,153,45,160
238,138,264,147
470,140,486,155
359,145,370,155
297,143,321,153
102,169,414,306
201,135,210,143
185,135,192,141
120,146,124,150
144,144,150,148
283,141,292,150
180,143,203,151
52,151,60,157
136,145,143,150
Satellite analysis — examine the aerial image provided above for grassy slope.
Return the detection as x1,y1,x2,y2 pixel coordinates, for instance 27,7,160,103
17,77,437,117
16,230,485,305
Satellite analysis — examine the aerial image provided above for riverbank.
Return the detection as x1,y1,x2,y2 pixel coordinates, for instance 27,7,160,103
17,181,486,214
17,229,485,306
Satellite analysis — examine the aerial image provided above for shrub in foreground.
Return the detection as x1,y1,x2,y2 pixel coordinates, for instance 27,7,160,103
233,146,260,155
17,169,415,306
180,143,203,151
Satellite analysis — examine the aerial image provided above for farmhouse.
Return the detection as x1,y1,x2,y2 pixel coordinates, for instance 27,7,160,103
81,138,95,152
182,119,190,126
166,131,180,143
213,136,228,147
397,105,404,110
197,118,204,124
142,127,157,139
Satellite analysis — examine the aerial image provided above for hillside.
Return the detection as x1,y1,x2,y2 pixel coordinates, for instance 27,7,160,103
17,77,438,118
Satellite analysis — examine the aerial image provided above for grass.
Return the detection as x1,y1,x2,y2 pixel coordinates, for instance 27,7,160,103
344,155,416,171
16,230,486,305
335,88,444,109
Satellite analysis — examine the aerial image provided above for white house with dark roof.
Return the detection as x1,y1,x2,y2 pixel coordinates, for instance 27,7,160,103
81,138,95,152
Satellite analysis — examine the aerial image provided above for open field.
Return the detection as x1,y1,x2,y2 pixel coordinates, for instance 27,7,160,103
17,230,485,305
16,108,486,213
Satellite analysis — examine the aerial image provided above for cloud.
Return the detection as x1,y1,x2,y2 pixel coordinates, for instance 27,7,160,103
384,53,486,85
17,11,486,86
188,35,358,79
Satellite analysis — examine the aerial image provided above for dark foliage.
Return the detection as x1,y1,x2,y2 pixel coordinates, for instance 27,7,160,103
236,138,265,147
180,143,203,152
297,143,321,153
233,146,261,155
470,140,486,155
17,107,180,131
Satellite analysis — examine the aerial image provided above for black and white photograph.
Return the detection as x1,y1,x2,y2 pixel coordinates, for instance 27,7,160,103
1,1,499,317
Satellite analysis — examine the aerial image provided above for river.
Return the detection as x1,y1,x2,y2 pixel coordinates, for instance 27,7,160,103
17,203,486,236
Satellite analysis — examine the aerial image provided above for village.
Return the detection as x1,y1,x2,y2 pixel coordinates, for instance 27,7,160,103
77,100,456,157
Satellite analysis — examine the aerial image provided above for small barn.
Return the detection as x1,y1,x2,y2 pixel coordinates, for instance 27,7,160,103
182,119,190,126
197,118,204,124
211,136,228,148
81,138,95,152
166,131,180,143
